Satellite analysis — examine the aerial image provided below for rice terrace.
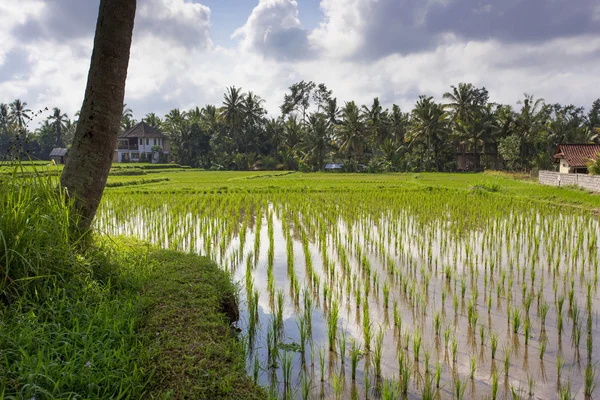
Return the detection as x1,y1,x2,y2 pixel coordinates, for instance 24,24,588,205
95,168,600,399
3,0,600,399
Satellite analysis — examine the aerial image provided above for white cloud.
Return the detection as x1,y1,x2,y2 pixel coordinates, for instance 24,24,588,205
137,0,212,49
233,0,312,60
1,0,600,129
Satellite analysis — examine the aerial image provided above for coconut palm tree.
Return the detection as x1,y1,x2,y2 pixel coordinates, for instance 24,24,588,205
221,86,246,152
337,101,366,163
120,104,135,131
47,107,68,147
410,96,449,171
302,113,329,170
362,97,387,147
60,0,136,229
9,99,31,129
144,112,162,128
389,104,409,144
283,115,302,153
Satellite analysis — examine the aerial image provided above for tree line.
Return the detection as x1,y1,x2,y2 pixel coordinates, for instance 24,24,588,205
2,82,599,172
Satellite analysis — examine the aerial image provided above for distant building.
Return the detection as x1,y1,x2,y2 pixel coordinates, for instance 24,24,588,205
113,121,169,163
49,148,69,164
325,163,343,171
553,144,600,174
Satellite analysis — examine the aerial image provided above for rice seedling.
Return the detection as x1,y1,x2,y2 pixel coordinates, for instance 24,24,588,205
585,363,597,398
512,307,522,334
491,332,499,359
351,340,361,380
319,347,326,382
413,327,422,361
281,351,293,393
328,300,339,351
491,370,499,400
333,372,343,400
503,345,511,376
454,377,467,400
339,329,347,364
451,338,458,363
301,372,311,400
540,336,548,360
528,374,535,397
470,356,477,379
374,327,384,377
559,380,571,400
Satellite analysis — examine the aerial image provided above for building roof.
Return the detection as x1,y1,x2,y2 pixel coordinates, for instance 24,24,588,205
49,148,68,157
553,144,600,167
118,121,167,139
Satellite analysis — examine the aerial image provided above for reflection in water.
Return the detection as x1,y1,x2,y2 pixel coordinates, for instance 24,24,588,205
99,190,600,399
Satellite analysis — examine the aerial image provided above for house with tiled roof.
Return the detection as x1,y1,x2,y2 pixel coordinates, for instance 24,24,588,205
113,121,169,163
553,144,600,174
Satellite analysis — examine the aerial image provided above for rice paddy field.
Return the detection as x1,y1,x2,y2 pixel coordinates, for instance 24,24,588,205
96,169,600,399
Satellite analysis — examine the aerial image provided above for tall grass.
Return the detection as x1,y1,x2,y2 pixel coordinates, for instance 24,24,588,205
0,166,84,299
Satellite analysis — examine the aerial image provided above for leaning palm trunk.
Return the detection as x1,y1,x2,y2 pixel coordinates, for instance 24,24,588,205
61,0,137,230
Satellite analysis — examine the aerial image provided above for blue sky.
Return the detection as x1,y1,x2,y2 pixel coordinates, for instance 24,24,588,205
1,0,599,124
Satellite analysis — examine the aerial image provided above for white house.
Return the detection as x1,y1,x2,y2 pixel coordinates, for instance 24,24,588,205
113,121,169,163
553,144,600,174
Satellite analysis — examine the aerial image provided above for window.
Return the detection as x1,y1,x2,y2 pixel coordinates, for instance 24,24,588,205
146,138,149,145
131,152,139,159
153,138,156,146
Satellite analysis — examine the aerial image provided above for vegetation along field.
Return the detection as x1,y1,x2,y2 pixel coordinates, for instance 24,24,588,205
90,167,600,399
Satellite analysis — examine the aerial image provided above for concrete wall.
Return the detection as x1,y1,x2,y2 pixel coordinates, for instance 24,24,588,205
538,170,600,192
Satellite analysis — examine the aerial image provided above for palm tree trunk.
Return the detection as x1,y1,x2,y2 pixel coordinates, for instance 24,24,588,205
61,0,136,230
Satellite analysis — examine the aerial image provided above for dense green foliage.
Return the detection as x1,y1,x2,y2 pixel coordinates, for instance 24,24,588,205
2,86,600,171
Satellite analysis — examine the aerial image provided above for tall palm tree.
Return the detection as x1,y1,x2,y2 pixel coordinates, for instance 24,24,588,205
9,99,31,129
265,117,284,154
283,115,302,153
121,104,135,131
220,86,246,151
390,104,409,144
410,96,448,171
302,113,329,170
337,101,366,162
361,97,386,146
144,112,162,128
47,107,68,147
513,94,548,167
60,0,136,229
443,83,488,153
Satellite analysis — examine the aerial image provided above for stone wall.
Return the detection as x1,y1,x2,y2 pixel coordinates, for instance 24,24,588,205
538,170,600,192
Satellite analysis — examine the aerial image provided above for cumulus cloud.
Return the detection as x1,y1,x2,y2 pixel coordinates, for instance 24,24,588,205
311,0,600,60
1,0,600,129
233,0,313,60
11,0,212,49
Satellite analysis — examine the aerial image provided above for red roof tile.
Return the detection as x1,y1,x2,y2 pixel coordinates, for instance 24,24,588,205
553,144,600,167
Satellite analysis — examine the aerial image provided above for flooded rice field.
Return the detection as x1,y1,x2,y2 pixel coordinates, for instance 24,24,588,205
99,188,600,399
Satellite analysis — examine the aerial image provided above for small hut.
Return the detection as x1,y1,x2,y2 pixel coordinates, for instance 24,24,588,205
49,148,69,164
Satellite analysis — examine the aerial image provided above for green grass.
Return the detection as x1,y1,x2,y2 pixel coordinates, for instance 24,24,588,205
102,169,600,210
0,167,263,399
138,245,265,399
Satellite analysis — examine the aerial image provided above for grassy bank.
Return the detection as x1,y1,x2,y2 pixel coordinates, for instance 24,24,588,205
0,170,264,399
